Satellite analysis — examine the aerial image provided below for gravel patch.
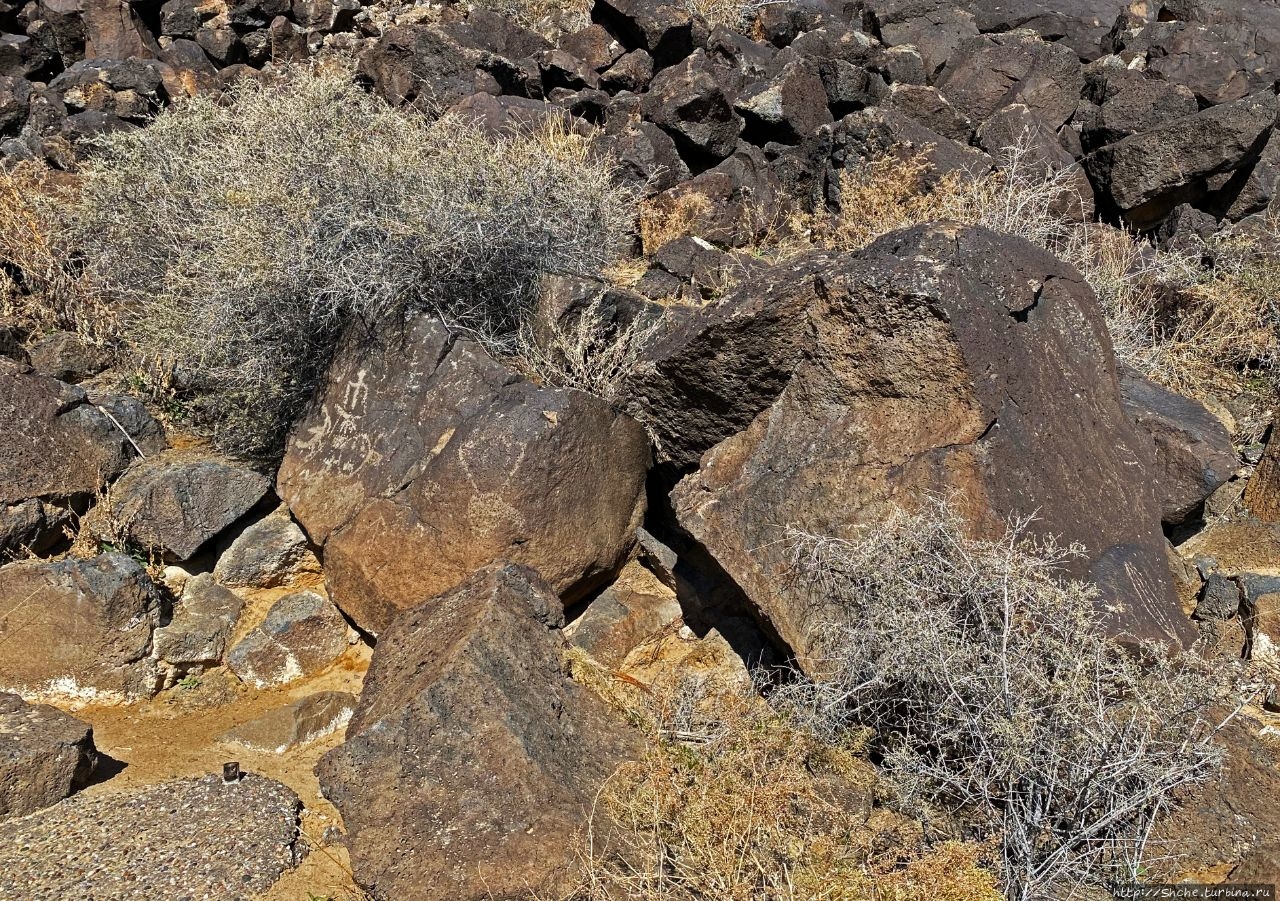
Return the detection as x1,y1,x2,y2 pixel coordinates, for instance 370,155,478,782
0,773,304,900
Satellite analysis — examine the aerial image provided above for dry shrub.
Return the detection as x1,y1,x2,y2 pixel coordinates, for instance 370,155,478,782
67,68,634,458
517,295,662,404
776,499,1232,901
0,164,115,342
562,660,1001,901
474,0,591,34
812,141,1081,254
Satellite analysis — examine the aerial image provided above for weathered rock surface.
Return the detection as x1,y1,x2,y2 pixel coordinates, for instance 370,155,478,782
279,315,650,636
220,690,356,753
1121,372,1238,526
212,506,319,588
0,553,163,699
0,773,302,899
99,457,272,560
623,258,820,468
317,562,641,901
0,359,160,509
1086,90,1277,228
565,559,682,667
227,589,348,688
675,224,1194,671
152,573,243,684
0,691,97,820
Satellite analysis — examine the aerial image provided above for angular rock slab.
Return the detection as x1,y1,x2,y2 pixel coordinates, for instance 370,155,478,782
318,563,641,901
279,315,650,636
1121,372,1238,527
101,457,272,560
227,590,348,689
0,553,163,699
0,773,302,900
0,358,159,507
212,507,319,589
674,224,1195,672
0,692,98,820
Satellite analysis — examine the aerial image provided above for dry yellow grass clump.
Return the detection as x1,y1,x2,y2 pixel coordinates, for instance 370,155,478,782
561,653,1001,901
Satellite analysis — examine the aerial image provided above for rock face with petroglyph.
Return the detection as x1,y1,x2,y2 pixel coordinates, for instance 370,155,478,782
674,225,1194,672
278,315,651,635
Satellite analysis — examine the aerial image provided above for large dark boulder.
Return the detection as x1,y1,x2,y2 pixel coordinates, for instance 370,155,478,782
0,553,164,699
935,30,1084,129
317,562,641,901
1121,372,1238,527
1085,89,1277,229
674,224,1195,672
1078,63,1201,153
964,0,1129,61
97,457,272,561
640,49,744,165
278,316,650,636
0,692,97,820
863,0,979,81
591,0,699,69
0,359,159,509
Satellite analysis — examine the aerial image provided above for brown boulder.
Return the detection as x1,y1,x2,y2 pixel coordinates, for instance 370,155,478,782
0,359,159,509
226,590,348,689
674,224,1194,672
0,692,97,820
279,316,650,636
1121,372,1239,527
0,553,163,699
935,30,1084,129
98,457,272,561
317,562,641,901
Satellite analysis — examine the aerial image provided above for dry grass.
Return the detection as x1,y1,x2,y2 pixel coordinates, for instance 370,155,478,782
639,192,714,256
0,164,116,344
561,653,1001,901
516,292,662,405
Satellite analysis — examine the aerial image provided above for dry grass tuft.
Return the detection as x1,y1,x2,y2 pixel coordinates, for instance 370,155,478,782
0,164,116,343
561,659,1001,901
639,191,714,256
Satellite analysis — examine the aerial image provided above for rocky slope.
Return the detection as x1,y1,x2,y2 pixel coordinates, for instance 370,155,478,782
3,0,1280,898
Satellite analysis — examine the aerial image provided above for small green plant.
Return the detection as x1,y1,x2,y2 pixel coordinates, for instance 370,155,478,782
176,674,202,691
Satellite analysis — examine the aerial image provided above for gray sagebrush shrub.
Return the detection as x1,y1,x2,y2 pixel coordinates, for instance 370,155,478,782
774,499,1231,901
70,70,635,458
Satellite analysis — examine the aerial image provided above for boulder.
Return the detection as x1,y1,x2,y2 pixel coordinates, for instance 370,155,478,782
884,83,972,143
935,30,1084,129
0,553,163,699
23,331,109,384
317,563,641,901
83,0,160,59
1121,373,1238,526
1154,717,1280,880
868,0,979,80
212,507,319,589
359,25,490,109
0,692,97,820
640,49,744,164
734,58,833,144
674,225,1194,673
1078,64,1201,153
623,254,820,468
963,0,1129,61
0,359,159,508
591,0,698,69
278,315,650,636
226,590,348,689
1085,90,1277,229
98,457,272,561
152,574,243,685
1244,426,1280,523
219,690,356,753
0,773,302,898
